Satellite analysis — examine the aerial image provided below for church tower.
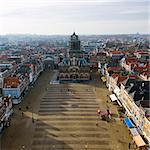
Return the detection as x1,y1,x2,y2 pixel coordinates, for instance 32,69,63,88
69,32,81,57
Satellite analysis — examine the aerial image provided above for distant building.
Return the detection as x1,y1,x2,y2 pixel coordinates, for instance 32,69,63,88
69,32,81,57
69,32,87,58
3,76,29,104
0,96,13,132
58,33,90,81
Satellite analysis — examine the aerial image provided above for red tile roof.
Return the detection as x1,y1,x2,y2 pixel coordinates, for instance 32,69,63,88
135,66,147,73
4,77,20,88
140,71,150,77
0,55,8,60
111,51,123,54
125,57,138,65
138,52,149,55
117,76,128,84
112,73,120,79
129,75,137,79
107,67,122,72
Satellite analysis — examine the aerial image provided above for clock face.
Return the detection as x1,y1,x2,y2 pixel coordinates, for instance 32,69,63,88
73,35,76,38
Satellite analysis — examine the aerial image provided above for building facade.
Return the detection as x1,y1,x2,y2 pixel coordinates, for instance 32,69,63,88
58,33,90,81
69,32,81,57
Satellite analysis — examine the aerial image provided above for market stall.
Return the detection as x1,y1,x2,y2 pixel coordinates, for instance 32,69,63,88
124,117,135,128
109,94,117,102
130,128,139,136
133,135,146,149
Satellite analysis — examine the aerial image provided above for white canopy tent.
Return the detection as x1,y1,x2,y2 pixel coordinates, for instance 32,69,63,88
113,87,120,96
109,94,122,106
109,94,118,102
130,128,139,136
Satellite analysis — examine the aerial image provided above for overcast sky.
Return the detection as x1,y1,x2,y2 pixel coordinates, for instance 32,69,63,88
0,0,149,35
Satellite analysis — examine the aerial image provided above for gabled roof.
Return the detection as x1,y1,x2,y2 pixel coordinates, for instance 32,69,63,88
122,75,137,86
125,57,138,64
117,76,128,84
138,52,149,55
4,77,20,88
140,71,150,78
110,51,123,55
107,66,122,72
112,73,120,79
134,66,147,73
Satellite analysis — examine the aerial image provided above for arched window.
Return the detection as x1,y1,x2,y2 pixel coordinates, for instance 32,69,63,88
60,74,64,78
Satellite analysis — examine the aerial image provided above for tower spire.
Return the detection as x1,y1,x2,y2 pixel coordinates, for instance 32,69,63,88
73,28,76,35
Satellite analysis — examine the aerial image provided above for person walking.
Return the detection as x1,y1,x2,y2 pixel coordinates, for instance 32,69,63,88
26,106,29,110
107,109,111,119
128,142,131,149
21,112,24,117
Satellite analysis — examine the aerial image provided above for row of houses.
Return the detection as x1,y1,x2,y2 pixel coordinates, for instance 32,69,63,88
98,50,150,148
0,96,13,133
1,59,43,104
0,53,44,133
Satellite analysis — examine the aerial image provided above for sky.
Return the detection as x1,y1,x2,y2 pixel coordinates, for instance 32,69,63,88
0,0,149,35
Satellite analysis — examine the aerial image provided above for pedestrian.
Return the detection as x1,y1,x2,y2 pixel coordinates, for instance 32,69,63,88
107,109,111,120
32,117,34,123
97,109,101,120
26,106,29,110
128,142,131,149
97,109,101,115
22,112,24,117
22,145,25,149
107,109,110,115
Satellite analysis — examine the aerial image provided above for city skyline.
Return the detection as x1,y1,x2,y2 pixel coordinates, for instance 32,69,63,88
0,0,149,35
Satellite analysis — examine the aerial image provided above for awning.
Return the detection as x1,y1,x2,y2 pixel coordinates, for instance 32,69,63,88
124,117,135,128
133,135,146,147
116,99,122,107
114,88,120,96
109,94,118,102
130,128,139,136
98,69,101,73
101,77,106,82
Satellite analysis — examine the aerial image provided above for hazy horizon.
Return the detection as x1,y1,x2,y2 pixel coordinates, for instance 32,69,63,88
0,0,149,35
0,33,149,36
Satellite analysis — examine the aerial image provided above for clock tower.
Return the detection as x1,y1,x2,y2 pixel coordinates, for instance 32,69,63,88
69,32,81,57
